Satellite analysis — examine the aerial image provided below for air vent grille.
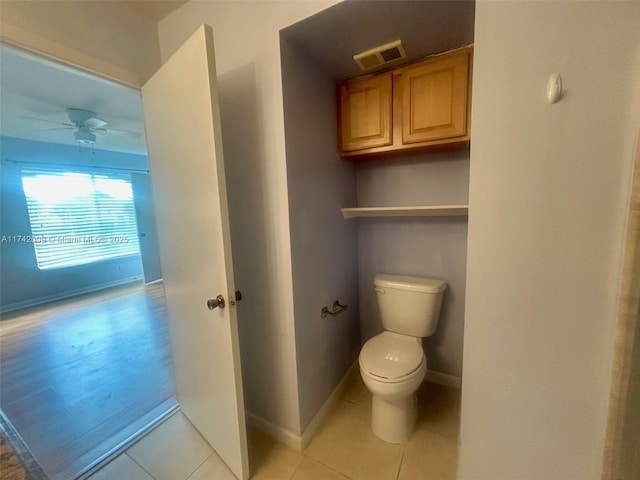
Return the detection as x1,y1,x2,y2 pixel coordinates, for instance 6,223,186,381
353,40,406,72
380,47,402,62
358,55,382,69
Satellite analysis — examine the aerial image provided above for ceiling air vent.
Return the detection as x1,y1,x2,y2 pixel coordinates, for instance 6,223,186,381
353,40,407,72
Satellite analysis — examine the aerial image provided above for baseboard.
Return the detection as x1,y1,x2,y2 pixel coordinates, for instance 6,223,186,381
0,276,143,314
425,370,462,389
245,359,359,452
245,410,303,451
300,359,359,451
245,366,460,453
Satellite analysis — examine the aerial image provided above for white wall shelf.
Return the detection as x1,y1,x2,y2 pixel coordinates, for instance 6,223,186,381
341,205,469,218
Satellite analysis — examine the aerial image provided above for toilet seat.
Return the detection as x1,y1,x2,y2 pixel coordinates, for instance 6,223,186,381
360,332,425,383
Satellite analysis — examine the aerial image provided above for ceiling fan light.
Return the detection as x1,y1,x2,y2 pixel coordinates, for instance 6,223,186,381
74,130,96,144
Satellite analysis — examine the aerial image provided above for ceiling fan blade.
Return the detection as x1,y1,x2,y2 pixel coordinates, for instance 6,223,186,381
101,128,141,138
85,117,108,129
34,127,76,132
19,116,74,127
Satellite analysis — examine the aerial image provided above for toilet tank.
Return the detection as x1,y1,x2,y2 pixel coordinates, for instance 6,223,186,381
374,274,446,337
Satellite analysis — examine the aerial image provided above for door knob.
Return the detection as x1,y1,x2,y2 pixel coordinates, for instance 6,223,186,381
207,295,225,310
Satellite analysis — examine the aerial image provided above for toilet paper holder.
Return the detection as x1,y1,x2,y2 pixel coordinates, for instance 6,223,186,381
321,300,348,318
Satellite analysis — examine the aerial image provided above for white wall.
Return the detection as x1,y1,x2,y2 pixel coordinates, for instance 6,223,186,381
356,151,469,377
157,0,340,435
459,2,640,479
0,0,161,87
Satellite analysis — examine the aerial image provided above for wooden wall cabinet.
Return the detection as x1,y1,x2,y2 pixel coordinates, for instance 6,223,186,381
339,73,393,152
338,47,472,158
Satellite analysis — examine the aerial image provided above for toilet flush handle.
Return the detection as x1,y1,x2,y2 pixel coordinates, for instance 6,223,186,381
375,287,385,294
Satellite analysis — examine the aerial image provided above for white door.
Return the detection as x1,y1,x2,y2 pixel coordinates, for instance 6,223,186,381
131,172,163,283
141,25,249,479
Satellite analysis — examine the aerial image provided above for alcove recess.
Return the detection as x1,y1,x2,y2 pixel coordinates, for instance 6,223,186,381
339,46,472,217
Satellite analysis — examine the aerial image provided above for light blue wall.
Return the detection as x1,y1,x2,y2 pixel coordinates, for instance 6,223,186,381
0,136,148,312
281,37,360,432
356,151,470,377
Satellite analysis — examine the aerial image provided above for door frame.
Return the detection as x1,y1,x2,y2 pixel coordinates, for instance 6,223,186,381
602,129,640,479
0,36,249,477
0,32,144,90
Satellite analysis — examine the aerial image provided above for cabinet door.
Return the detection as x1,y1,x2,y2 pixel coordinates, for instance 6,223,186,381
339,73,393,152
401,49,469,144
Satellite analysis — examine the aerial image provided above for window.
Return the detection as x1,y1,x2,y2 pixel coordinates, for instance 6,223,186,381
21,169,140,269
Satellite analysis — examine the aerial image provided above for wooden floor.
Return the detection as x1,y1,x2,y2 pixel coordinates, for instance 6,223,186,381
0,283,177,480
0,434,30,480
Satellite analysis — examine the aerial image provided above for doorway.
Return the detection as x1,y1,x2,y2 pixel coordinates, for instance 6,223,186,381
0,45,177,479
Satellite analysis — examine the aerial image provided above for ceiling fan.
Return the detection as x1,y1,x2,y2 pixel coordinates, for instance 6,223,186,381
23,108,141,145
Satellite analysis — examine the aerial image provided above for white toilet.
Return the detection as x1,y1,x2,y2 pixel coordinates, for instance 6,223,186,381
359,274,446,444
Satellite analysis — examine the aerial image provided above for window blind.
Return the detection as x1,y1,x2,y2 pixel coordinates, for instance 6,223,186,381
21,169,141,270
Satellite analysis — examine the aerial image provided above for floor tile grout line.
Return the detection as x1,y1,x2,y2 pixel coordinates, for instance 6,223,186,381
124,452,157,480
416,422,461,442
304,453,357,480
395,446,406,480
344,398,370,409
184,451,216,480
287,451,306,480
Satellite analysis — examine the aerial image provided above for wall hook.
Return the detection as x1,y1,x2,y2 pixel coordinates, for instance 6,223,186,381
321,300,348,318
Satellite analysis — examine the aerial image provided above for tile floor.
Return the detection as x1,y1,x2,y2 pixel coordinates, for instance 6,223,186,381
88,376,460,480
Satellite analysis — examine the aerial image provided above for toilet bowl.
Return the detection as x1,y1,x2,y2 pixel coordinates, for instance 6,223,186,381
359,331,427,443
359,274,446,443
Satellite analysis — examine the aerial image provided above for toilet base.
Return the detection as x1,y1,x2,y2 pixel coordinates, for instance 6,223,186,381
371,393,417,444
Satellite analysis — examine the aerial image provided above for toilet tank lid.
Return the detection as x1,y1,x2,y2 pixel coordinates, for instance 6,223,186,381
374,274,446,293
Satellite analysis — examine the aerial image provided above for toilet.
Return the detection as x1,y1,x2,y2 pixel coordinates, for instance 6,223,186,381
359,274,446,443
